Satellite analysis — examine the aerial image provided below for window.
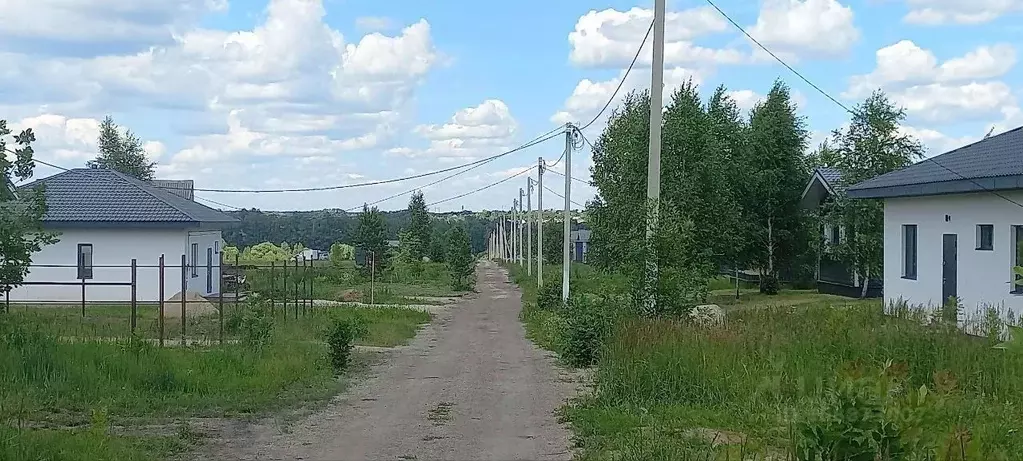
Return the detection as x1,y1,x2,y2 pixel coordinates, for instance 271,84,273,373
977,224,994,251
191,243,198,278
1013,226,1023,294
77,244,93,280
902,225,917,280
831,225,842,246
215,241,220,254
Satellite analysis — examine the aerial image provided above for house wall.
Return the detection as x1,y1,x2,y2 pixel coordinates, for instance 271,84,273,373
9,228,189,303
883,191,1023,330
186,230,223,296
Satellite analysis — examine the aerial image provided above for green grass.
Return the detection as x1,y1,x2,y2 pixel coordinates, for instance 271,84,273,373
508,266,1023,460
1,303,430,460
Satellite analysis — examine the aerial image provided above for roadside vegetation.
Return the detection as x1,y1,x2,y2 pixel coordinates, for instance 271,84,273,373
506,83,1023,459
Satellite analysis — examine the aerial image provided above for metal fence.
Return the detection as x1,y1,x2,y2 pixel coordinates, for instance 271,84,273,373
2,254,320,346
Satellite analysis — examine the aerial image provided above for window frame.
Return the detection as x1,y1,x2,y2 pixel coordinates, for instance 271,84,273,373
214,240,220,254
77,243,94,280
191,242,199,278
902,224,917,280
976,224,994,251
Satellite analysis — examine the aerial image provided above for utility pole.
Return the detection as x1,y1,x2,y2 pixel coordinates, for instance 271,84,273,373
562,124,573,303
518,187,526,267
644,0,666,314
537,157,544,288
512,200,519,265
526,179,533,276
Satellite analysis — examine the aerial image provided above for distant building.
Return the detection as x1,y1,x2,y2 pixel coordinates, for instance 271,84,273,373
570,229,590,262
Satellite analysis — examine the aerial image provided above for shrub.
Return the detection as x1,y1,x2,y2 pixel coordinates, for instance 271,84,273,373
239,295,275,350
562,292,623,367
537,273,564,311
760,273,780,295
325,316,368,373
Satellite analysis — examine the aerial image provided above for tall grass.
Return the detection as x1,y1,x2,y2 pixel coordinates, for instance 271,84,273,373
577,303,1023,458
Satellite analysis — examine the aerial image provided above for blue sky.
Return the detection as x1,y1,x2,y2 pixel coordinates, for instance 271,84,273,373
2,0,1020,212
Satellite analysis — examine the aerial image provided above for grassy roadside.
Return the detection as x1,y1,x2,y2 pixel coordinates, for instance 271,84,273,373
1,303,432,460
506,264,1023,460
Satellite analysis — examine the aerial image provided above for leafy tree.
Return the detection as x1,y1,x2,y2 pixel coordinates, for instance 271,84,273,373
222,246,240,262
446,224,475,290
86,116,156,181
395,231,424,277
329,242,354,265
406,191,431,261
736,80,810,291
824,91,924,298
354,204,389,271
428,228,447,263
542,217,565,265
1,120,58,296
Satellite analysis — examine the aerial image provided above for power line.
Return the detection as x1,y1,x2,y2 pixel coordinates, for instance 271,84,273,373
544,168,590,185
350,126,566,211
578,20,655,131
428,166,535,207
13,127,564,194
195,195,242,210
543,184,585,208
705,0,1023,210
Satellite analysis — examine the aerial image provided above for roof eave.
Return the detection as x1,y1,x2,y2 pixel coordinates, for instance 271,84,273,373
847,174,1023,199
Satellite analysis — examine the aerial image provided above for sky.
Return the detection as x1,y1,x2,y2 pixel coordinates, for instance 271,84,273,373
2,0,1021,212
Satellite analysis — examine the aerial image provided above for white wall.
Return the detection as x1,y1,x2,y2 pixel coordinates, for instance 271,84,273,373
186,230,223,296
884,191,1023,330
9,228,188,303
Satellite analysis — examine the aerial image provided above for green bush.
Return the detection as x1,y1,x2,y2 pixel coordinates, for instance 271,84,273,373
760,274,780,295
537,273,564,311
239,295,275,350
325,315,368,373
562,292,622,367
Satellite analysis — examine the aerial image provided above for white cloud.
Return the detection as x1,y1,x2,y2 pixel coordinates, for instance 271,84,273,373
747,0,860,59
355,16,395,32
568,7,745,68
898,125,980,156
846,40,1016,97
902,0,1023,25
0,0,227,56
393,100,519,162
551,67,704,126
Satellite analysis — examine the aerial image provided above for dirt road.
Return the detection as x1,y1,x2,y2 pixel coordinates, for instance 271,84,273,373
202,262,578,461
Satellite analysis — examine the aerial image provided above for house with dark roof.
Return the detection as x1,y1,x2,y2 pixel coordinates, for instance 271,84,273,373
846,127,1023,331
801,167,883,298
570,229,590,263
9,168,237,303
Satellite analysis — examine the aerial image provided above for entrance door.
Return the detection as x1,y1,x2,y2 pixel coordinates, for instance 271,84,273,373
942,234,958,303
206,247,214,293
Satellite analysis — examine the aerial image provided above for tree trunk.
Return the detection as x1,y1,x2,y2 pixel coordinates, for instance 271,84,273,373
766,216,775,275
860,267,870,299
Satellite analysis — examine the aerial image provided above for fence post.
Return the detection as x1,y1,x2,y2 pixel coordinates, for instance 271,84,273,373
159,254,165,348
307,257,313,314
180,254,187,343
282,258,288,322
370,251,376,305
270,261,276,319
294,257,299,320
131,258,138,334
81,276,86,317
300,256,304,316
4,289,9,314
218,251,224,345
234,253,240,315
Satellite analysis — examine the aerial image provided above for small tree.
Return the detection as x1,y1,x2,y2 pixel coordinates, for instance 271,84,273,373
406,191,431,261
329,242,354,266
354,204,389,272
446,224,474,290
1,120,58,297
86,116,157,181
825,91,924,298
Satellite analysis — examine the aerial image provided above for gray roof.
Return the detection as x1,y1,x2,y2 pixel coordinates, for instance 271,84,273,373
800,167,844,210
847,127,1023,199
19,168,237,227
817,166,843,190
570,229,591,242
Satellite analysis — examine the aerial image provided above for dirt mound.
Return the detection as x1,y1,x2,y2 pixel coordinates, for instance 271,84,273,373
340,289,362,302
165,291,219,318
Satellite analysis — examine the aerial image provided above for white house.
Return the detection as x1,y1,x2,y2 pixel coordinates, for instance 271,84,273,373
9,168,237,303
846,127,1023,330
299,248,326,260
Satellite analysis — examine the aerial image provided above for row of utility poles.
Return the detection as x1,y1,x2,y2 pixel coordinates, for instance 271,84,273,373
488,0,665,310
487,123,575,302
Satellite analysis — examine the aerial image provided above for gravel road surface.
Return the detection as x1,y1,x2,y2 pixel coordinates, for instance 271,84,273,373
201,261,578,461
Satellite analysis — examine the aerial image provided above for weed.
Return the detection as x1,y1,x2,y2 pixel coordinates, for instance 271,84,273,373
239,295,275,350
325,315,368,373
